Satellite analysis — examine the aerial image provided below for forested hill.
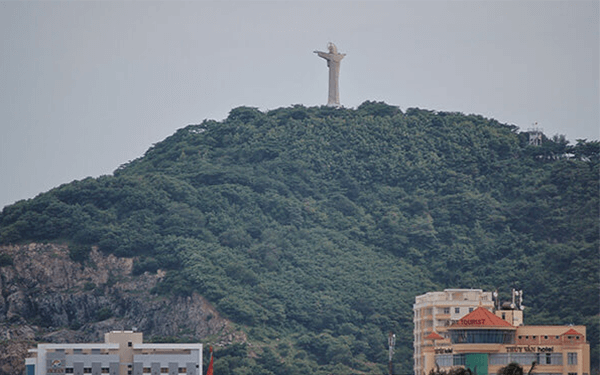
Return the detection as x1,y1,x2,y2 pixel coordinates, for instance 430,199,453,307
1,102,598,375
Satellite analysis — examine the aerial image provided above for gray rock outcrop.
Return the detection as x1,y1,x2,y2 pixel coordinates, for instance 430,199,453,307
0,243,243,375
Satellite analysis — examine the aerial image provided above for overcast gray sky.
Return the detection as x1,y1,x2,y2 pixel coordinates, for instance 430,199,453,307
1,1,598,209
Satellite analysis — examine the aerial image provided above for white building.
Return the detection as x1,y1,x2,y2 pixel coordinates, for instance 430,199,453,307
413,289,494,375
25,331,202,375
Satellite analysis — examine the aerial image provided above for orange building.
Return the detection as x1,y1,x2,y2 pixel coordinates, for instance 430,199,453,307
420,307,590,375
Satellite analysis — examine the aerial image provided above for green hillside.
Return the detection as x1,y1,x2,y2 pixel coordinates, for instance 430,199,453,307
1,102,598,375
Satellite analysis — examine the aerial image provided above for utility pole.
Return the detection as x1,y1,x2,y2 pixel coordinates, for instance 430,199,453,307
388,332,396,375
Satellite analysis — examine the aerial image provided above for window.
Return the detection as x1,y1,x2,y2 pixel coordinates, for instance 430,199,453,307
532,336,537,339
549,353,563,365
443,307,450,314
568,353,578,365
455,307,460,314
66,369,74,374
490,353,559,366
435,354,452,367
568,373,577,375
525,336,529,339
544,336,548,340
502,313,506,320
143,369,151,374
453,354,466,366
489,354,509,365
128,342,133,347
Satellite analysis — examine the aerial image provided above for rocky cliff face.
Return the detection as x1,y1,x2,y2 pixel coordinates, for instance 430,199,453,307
0,243,243,375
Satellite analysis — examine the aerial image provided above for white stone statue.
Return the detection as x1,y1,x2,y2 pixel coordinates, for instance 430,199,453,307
314,42,346,107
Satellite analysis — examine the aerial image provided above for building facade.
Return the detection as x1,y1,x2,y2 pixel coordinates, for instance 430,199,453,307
25,331,202,375
415,291,590,375
414,289,495,375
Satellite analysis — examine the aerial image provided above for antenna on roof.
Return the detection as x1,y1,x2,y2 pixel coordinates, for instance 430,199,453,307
517,290,524,310
510,288,517,310
492,290,499,311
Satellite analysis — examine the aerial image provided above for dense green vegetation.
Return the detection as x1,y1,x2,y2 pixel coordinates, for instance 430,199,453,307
1,102,598,375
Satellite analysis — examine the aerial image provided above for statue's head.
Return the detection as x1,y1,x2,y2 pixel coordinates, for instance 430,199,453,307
328,42,338,54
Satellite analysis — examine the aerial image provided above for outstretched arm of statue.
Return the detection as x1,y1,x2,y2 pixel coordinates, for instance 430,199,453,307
314,51,332,60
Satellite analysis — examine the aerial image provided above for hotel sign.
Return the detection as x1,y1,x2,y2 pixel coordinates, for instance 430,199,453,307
435,348,453,354
458,319,486,325
505,346,555,353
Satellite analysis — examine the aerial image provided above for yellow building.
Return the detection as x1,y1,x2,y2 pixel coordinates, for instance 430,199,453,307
420,306,590,375
25,331,202,375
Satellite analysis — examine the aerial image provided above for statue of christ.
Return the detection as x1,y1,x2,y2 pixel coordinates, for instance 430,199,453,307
314,42,346,107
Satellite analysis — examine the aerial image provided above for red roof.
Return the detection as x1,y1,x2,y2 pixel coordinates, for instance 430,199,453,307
424,332,444,340
563,328,583,336
451,307,513,328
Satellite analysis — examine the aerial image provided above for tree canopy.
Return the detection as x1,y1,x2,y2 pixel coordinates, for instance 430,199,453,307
1,103,598,375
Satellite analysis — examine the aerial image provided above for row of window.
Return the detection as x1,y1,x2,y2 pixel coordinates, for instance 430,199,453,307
435,352,578,367
450,329,515,344
133,370,194,375
52,349,109,354
417,306,476,317
64,369,109,374
518,335,581,341
489,353,565,366
435,353,565,367
59,367,196,374
435,354,463,367
439,307,475,314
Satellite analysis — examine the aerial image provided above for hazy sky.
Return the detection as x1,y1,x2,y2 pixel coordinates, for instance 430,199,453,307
1,1,598,209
